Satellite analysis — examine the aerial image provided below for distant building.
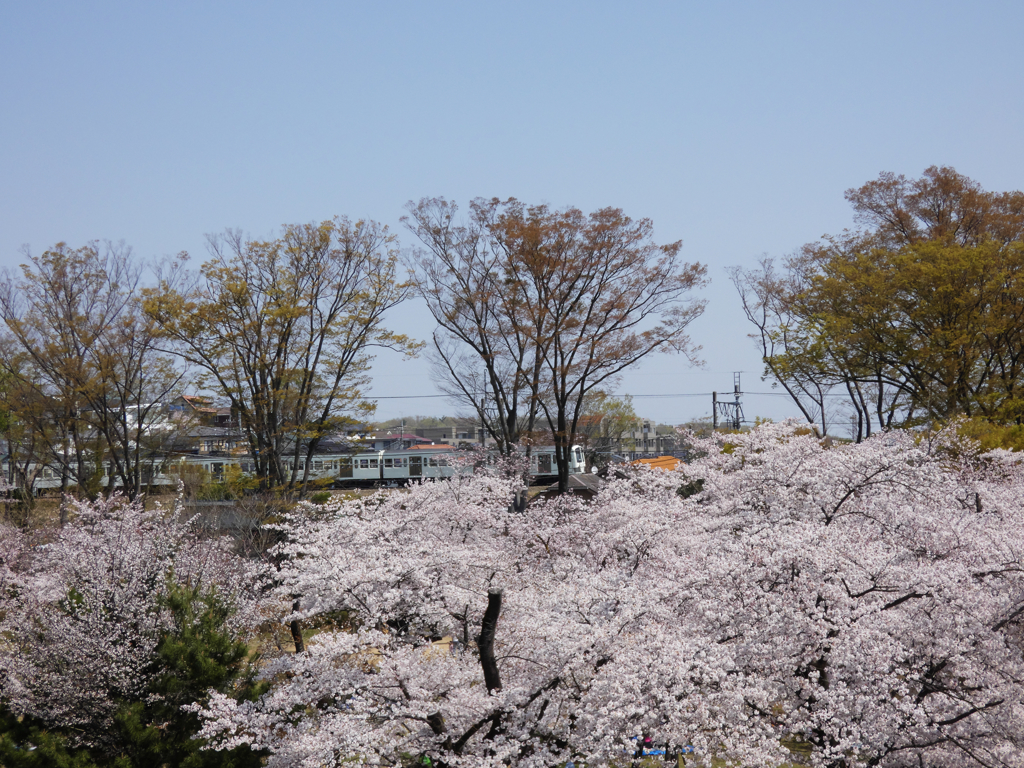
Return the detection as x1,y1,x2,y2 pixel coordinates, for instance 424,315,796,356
415,418,482,445
578,416,681,460
352,431,433,451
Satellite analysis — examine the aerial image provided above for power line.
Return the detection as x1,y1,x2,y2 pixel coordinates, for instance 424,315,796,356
619,393,713,398
369,394,452,399
369,390,856,401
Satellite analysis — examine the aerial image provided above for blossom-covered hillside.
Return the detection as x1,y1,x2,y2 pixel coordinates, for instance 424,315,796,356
194,422,1024,768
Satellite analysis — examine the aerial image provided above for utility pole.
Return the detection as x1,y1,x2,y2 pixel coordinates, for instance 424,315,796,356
480,368,488,448
712,373,744,431
480,396,486,448
731,372,743,431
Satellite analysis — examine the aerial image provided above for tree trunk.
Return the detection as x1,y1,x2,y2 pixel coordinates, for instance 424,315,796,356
290,598,306,653
476,589,502,693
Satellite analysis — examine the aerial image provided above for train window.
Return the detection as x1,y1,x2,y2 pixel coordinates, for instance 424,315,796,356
360,459,369,468
439,459,448,467
428,457,438,467
384,458,393,467
369,459,379,469
314,461,323,471
340,458,351,467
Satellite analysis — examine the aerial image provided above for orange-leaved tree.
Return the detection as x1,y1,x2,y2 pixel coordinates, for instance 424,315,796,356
408,197,707,492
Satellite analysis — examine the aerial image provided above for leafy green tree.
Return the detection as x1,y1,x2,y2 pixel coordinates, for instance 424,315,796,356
733,167,1024,439
114,581,267,768
794,237,1024,425
577,392,640,459
954,416,1024,452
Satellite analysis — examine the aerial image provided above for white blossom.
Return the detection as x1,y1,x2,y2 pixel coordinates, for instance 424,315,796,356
193,422,1024,767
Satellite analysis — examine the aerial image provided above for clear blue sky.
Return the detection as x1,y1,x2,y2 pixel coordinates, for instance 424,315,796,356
2,1,1022,432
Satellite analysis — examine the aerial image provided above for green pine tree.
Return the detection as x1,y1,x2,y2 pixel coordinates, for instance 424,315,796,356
0,580,266,768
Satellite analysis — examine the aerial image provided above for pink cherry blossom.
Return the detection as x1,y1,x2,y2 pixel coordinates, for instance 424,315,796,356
184,422,1024,766
0,492,264,750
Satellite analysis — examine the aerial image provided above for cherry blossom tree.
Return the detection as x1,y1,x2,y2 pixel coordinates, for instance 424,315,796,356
191,422,1024,767
0,493,268,765
0,522,27,599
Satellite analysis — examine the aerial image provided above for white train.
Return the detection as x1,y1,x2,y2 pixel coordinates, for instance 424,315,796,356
7,445,586,494
323,444,586,486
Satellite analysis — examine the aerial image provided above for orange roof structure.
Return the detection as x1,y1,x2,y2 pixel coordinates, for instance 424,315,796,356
632,455,683,471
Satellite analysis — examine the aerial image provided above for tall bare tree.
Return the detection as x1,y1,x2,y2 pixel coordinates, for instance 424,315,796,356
408,198,707,492
404,198,547,455
144,217,417,492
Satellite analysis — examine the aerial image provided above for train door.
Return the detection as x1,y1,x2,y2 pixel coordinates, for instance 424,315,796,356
409,456,422,477
338,457,352,479
537,452,551,474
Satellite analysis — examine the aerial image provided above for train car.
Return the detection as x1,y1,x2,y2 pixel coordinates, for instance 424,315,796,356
3,444,587,494
527,445,585,478
321,444,586,487
333,448,458,485
19,460,179,494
